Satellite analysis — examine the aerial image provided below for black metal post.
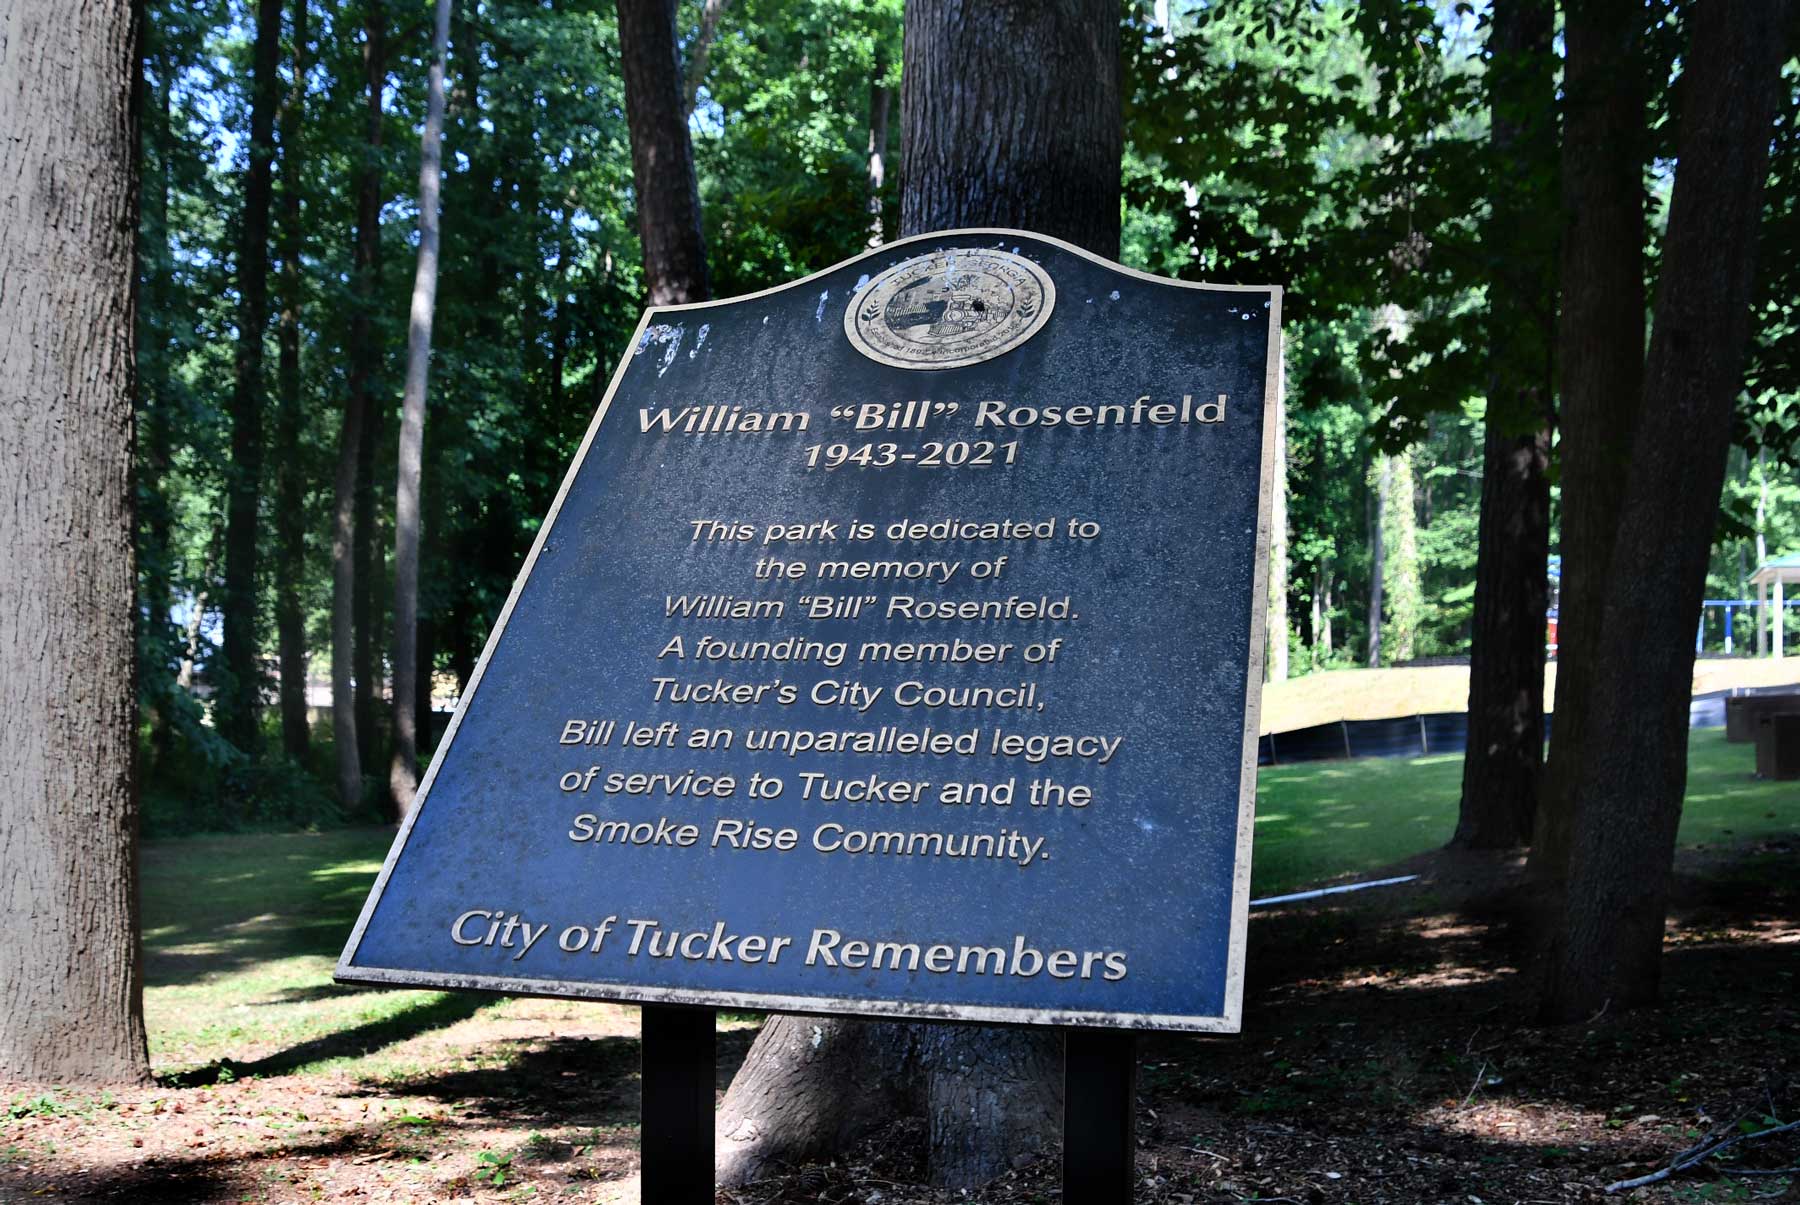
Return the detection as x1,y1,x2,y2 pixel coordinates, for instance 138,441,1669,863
1062,1027,1137,1203
640,1004,716,1203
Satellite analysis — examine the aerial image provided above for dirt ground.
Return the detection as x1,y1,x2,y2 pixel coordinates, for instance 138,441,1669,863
3,837,1795,1205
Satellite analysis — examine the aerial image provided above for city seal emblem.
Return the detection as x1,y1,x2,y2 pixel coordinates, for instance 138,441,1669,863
844,247,1055,370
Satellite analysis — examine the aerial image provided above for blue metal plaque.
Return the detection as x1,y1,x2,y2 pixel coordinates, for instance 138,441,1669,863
337,229,1280,1032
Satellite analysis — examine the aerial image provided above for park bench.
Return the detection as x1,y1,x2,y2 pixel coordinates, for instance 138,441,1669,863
1752,710,1800,781
1724,692,1800,742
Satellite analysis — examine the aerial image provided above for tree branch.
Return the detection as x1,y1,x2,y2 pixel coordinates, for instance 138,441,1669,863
1604,1116,1800,1194
682,0,731,117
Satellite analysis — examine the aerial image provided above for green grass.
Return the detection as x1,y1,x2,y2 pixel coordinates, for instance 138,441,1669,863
1252,752,1468,890
140,828,494,1078
1253,727,1796,890
139,728,1795,1076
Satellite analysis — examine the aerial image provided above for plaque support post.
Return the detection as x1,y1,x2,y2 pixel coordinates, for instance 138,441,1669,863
1062,1028,1137,1203
640,1004,716,1203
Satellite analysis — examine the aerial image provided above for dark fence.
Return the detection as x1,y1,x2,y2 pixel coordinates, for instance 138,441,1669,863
1257,683,1797,767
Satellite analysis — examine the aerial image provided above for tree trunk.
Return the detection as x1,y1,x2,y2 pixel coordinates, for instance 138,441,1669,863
1538,0,1787,1024
717,1016,918,1183
680,0,731,117
274,0,312,765
900,0,1120,254
333,0,386,810
219,0,286,756
718,2,1119,1190
1454,0,1555,850
352,0,387,784
0,0,151,1084
1456,423,1551,847
1381,451,1421,663
389,0,452,818
1528,0,1648,894
618,0,710,305
866,50,891,247
332,406,364,809
1367,456,1387,667
1319,556,1334,658
1267,382,1289,682
355,392,381,772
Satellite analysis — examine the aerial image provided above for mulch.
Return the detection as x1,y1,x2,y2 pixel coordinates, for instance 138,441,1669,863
2,836,1795,1204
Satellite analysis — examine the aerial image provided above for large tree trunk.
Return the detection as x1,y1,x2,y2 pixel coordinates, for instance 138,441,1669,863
717,1016,918,1181
1528,0,1648,896
1538,0,1787,1023
617,0,710,305
334,0,387,810
389,0,452,818
718,1,1119,1191
1457,422,1551,847
899,0,1120,254
274,0,312,765
219,0,285,756
1453,0,1555,850
0,0,151,1084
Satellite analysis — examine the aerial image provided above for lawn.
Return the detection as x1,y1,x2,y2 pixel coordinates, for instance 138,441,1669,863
139,727,1794,1078
1252,726,1795,889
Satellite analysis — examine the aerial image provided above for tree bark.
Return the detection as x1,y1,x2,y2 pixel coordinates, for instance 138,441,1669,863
866,50,891,247
1538,0,1787,1023
274,0,312,764
389,0,452,818
1456,422,1551,847
355,390,381,772
1367,456,1387,666
718,3,1119,1189
219,0,286,756
1267,382,1290,682
1454,0,1555,850
1381,450,1420,662
900,0,1121,256
618,0,710,304
1529,0,1648,894
716,1016,918,1184
0,0,151,1084
1321,562,1334,657
354,0,388,785
333,0,386,810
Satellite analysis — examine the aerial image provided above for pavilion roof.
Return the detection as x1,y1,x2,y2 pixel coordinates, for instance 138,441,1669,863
1750,553,1800,586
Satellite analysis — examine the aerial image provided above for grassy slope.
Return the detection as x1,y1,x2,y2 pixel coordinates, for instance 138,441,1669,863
140,728,1795,1076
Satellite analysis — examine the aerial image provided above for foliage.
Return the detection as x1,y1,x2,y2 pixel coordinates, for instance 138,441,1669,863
132,0,1800,828
696,0,902,292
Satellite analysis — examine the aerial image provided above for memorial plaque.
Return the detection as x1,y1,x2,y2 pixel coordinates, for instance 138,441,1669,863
337,229,1281,1033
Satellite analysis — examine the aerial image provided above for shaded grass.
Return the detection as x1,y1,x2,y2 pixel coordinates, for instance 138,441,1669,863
138,828,496,1076
140,728,1792,1077
1253,727,1794,889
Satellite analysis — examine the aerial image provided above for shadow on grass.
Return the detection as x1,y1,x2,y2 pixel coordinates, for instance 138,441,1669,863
140,828,394,984
159,989,492,1086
